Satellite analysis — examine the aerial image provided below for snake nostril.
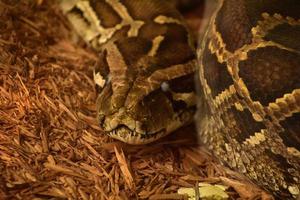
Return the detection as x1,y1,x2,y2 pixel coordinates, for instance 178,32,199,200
98,115,105,129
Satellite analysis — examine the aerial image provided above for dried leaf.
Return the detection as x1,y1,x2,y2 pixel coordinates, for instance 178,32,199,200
220,177,274,200
178,183,229,200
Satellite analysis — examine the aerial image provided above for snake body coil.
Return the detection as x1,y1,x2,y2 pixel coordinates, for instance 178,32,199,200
197,0,300,198
60,0,300,198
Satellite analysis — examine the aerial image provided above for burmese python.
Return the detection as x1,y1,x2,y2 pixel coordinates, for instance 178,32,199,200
59,0,300,199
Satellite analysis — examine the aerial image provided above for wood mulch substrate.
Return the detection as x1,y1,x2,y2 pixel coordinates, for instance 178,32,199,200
0,1,273,200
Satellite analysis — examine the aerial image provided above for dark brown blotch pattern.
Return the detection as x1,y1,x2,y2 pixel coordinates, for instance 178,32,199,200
239,46,300,106
215,0,253,52
221,108,266,143
90,0,122,28
265,24,300,52
279,113,300,151
202,41,233,97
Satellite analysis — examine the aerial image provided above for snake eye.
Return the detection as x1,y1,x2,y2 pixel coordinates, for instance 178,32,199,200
161,81,170,92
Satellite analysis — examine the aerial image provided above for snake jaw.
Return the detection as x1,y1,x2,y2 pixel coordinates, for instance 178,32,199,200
107,125,167,145
99,106,195,145
98,110,167,144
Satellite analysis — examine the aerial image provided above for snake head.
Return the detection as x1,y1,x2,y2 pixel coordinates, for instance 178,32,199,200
60,0,197,144
95,39,196,144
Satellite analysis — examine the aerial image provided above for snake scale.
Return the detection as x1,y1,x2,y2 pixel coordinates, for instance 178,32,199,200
59,0,300,199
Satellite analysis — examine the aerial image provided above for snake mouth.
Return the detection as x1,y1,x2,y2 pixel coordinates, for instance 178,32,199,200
104,107,196,144
107,124,167,145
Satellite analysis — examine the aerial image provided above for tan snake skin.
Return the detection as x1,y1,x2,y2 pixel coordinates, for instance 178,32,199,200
60,0,300,199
